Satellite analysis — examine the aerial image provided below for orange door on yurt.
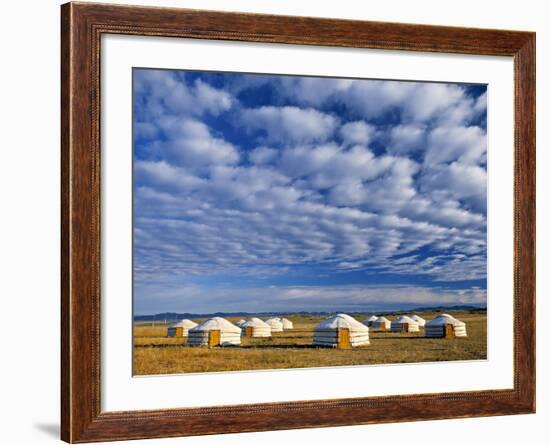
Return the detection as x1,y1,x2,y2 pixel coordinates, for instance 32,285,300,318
444,324,455,338
338,328,351,349
208,330,221,347
175,327,183,337
245,326,253,337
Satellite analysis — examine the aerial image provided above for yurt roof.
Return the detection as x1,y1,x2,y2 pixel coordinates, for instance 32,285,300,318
242,317,270,328
316,314,368,332
393,315,417,324
437,314,456,321
410,315,426,322
367,315,379,322
337,313,359,322
427,314,465,326
191,317,241,333
376,316,390,323
280,318,292,323
170,319,198,328
265,317,283,325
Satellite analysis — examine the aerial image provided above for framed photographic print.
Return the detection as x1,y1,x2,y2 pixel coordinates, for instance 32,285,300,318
61,2,535,442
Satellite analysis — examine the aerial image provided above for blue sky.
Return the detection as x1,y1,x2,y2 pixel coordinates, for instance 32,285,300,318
133,68,487,315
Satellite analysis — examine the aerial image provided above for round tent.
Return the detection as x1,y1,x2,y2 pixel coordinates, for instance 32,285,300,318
166,319,198,337
265,317,284,332
241,317,272,338
235,319,246,327
410,314,426,327
371,316,391,330
313,313,370,348
188,317,241,347
363,315,379,327
425,314,467,338
390,315,420,333
280,318,294,329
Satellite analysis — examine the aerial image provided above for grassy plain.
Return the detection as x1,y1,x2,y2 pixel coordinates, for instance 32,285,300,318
133,311,486,375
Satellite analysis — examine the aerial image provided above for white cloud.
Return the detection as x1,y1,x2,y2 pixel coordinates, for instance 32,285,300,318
474,92,487,114
341,80,415,118
248,146,278,165
424,126,487,166
134,160,204,193
403,83,466,123
266,78,482,128
327,156,419,212
307,145,379,189
340,121,375,146
193,79,233,115
279,143,340,178
154,117,239,167
134,69,233,118
388,124,426,154
401,196,485,229
241,106,339,143
421,162,487,212
278,77,354,107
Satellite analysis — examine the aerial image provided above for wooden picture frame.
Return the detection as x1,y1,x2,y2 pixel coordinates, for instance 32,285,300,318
61,2,535,442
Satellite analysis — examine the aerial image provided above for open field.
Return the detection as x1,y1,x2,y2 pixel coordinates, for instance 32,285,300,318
133,311,486,375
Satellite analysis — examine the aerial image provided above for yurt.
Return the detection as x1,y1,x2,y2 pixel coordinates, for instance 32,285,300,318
425,314,468,338
390,315,420,333
280,318,294,329
188,317,241,347
363,315,379,327
241,317,272,338
313,313,370,348
265,317,284,332
410,314,426,328
371,316,391,330
235,319,246,327
166,319,198,337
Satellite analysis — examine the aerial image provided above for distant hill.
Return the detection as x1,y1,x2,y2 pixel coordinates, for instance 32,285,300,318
134,310,337,322
406,304,487,313
134,305,486,322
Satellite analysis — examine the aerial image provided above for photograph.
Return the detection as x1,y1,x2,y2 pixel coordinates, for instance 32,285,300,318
132,68,488,375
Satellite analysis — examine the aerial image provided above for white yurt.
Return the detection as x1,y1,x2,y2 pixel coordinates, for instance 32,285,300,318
235,319,246,327
313,313,370,348
166,319,198,337
280,318,294,329
371,316,391,330
410,314,426,327
390,315,420,333
188,317,241,347
363,315,379,327
241,317,272,337
265,317,284,332
425,314,468,338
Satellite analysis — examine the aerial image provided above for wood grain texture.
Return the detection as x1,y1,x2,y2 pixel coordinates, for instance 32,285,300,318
60,2,536,442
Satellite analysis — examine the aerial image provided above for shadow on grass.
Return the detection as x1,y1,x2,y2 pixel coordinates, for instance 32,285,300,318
371,335,427,340
238,344,324,350
135,343,187,348
135,343,342,350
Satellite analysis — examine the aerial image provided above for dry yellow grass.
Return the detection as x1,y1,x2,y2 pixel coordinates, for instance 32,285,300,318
133,311,486,375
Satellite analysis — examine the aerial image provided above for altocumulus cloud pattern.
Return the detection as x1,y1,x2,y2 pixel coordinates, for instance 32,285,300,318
133,69,487,314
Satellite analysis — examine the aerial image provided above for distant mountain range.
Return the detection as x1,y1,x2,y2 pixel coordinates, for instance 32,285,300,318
134,304,486,322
